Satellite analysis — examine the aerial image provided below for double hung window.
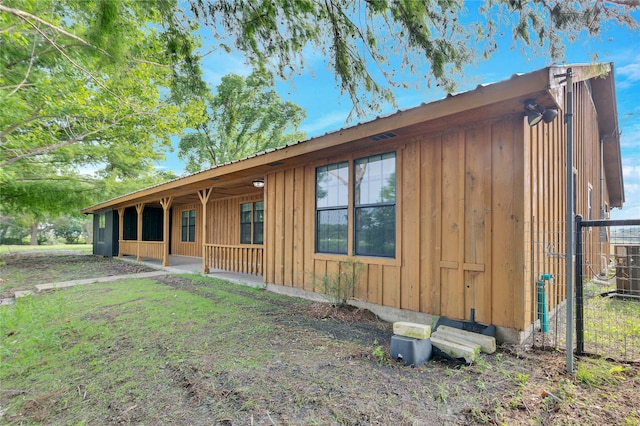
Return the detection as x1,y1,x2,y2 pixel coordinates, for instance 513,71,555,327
315,152,396,258
315,162,349,254
181,209,196,242
240,201,264,244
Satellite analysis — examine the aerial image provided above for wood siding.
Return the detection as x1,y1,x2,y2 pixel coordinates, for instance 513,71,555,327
524,81,611,329
263,116,527,330
172,194,263,258
171,202,202,257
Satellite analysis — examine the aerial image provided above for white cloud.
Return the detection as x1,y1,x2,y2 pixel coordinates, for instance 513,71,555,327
618,61,640,82
301,110,350,137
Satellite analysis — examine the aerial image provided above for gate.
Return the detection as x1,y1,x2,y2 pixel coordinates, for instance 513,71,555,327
575,217,640,362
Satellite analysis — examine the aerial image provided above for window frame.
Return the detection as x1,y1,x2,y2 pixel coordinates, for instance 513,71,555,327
181,209,196,243
353,152,396,258
97,213,106,243
314,152,397,259
239,201,265,245
315,161,349,255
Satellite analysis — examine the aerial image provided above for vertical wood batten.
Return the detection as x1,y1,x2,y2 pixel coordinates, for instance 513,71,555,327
135,203,144,261
198,188,212,273
159,197,173,267
400,143,420,311
117,208,125,258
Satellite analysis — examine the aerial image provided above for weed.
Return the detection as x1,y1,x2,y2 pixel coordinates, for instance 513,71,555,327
513,372,530,387
577,358,628,389
475,379,486,391
311,259,363,306
475,357,492,373
469,406,490,424
434,383,449,403
371,340,386,364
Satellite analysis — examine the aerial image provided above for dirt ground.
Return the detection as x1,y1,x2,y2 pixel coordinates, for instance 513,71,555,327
2,250,639,425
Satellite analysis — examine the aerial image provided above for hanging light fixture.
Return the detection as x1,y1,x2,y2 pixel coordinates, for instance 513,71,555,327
524,99,558,126
252,179,265,188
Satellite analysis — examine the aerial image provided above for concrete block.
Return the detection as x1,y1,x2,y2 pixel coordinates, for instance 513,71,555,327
390,335,432,367
436,325,496,354
393,321,431,339
430,336,480,364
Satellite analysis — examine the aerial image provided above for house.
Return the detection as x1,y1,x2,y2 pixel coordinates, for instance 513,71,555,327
82,63,624,343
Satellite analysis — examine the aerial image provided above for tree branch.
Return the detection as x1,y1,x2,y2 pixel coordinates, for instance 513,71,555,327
0,118,124,168
7,34,37,97
0,104,45,141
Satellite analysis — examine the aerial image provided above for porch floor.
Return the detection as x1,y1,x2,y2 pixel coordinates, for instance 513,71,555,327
120,255,265,288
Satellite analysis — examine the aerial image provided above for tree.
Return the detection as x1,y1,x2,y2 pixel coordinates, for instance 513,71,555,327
0,0,204,237
186,0,639,117
178,70,306,172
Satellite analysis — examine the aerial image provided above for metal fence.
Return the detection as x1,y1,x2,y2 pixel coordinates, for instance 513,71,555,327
526,218,640,363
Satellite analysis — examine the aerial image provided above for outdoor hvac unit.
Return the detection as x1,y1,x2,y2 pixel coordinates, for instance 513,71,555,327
614,245,640,297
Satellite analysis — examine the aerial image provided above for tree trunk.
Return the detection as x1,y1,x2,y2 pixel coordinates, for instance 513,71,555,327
30,222,38,245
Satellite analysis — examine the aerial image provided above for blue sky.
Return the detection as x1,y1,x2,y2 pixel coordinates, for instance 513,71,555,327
158,5,640,220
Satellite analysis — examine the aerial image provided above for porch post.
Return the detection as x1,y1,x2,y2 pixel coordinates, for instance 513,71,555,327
135,203,144,262
117,208,125,258
159,197,173,267
197,188,213,274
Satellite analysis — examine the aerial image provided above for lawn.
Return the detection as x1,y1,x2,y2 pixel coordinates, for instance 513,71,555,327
1,249,639,425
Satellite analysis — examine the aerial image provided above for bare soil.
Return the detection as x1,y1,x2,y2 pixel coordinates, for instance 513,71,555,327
2,250,639,425
0,250,154,298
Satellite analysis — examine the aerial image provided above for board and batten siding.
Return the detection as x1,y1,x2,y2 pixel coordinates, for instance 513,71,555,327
208,193,262,246
171,202,202,257
172,194,264,257
263,114,528,331
524,81,611,329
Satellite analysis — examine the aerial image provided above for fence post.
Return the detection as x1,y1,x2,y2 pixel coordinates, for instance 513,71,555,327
575,215,584,355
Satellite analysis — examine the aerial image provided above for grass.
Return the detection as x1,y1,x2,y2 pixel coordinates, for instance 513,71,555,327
1,249,640,424
1,277,295,424
0,244,92,255
581,279,640,361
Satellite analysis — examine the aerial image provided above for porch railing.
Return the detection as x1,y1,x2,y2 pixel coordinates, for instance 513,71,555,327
204,244,263,276
118,240,165,260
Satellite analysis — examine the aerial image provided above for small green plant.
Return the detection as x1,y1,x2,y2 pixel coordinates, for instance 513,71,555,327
371,340,386,364
513,372,530,387
314,259,363,306
434,383,449,404
469,406,490,424
576,358,628,388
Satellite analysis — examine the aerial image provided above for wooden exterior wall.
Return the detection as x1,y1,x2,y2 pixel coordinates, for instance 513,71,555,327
208,193,263,246
171,194,264,257
524,81,611,329
171,202,203,257
263,115,528,331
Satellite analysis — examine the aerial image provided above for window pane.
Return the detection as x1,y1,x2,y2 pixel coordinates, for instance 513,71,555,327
316,162,349,208
240,203,252,244
354,152,396,205
355,206,395,257
253,201,264,223
240,203,252,223
181,211,188,241
253,222,264,244
189,209,196,242
240,223,252,244
253,201,264,244
316,208,348,254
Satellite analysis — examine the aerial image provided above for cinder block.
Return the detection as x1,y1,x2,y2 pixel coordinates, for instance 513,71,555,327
390,335,432,367
393,321,431,339
436,325,496,354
